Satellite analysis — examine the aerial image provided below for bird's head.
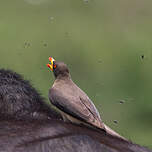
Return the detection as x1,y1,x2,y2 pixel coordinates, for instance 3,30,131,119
47,57,70,79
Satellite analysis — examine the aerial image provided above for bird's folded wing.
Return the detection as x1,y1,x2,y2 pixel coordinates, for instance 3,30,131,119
49,88,105,130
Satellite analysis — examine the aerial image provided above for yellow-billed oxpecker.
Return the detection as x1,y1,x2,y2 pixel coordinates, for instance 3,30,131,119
47,57,105,130
47,57,126,140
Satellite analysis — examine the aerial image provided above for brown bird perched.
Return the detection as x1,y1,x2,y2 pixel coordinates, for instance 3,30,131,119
47,57,105,131
47,57,126,140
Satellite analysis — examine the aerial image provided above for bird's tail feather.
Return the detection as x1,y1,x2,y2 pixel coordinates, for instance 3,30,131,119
104,124,127,140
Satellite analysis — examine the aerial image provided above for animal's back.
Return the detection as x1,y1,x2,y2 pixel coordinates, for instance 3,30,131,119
0,69,60,120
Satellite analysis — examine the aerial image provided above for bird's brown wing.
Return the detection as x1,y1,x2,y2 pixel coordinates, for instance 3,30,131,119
49,88,105,130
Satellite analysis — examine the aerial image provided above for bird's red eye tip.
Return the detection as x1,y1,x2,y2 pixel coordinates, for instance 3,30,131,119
49,57,52,61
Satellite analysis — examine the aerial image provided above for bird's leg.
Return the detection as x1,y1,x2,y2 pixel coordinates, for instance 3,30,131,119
62,114,69,122
59,110,71,122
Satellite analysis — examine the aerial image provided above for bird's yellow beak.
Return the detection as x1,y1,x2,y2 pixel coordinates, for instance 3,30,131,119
47,57,55,71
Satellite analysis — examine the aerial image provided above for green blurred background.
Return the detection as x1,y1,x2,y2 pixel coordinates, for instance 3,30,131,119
0,0,152,148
